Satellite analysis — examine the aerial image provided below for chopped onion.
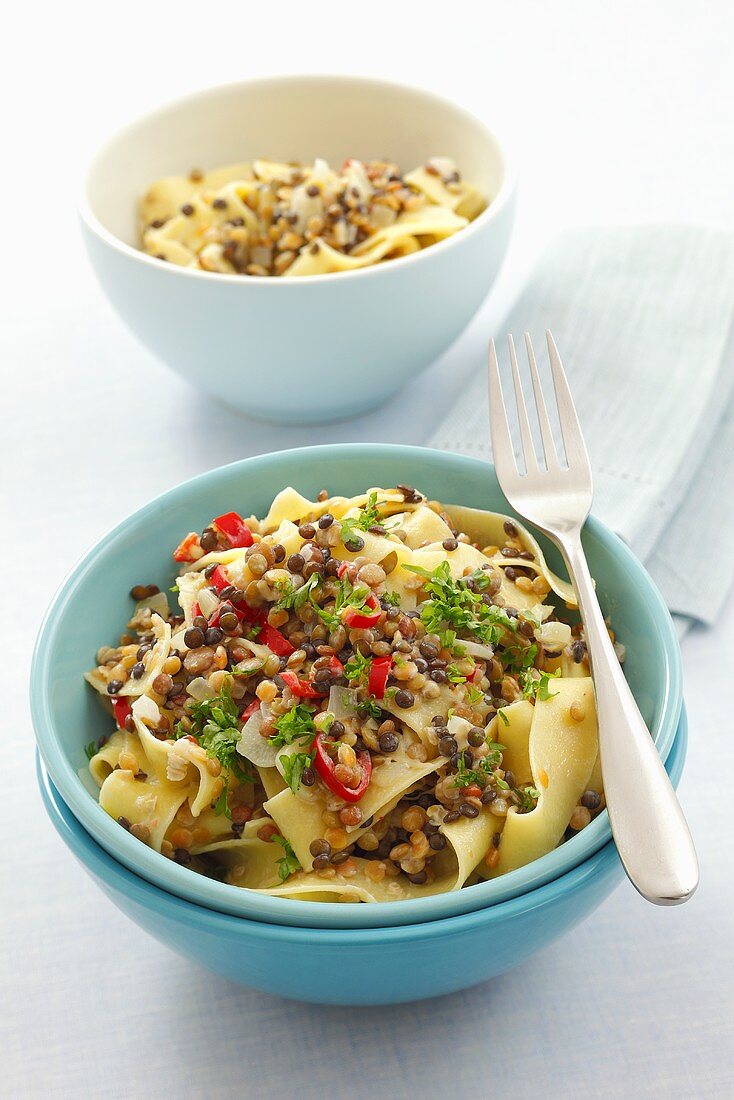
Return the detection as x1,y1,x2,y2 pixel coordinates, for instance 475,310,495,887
535,621,572,650
447,714,473,749
186,677,215,702
131,695,160,725
236,708,278,768
197,587,219,619
327,685,359,721
458,639,495,661
133,591,170,620
527,602,554,624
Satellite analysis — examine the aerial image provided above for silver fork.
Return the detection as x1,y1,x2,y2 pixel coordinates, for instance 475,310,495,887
488,332,698,905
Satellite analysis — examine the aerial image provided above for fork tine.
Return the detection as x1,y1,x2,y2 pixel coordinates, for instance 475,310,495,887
524,333,560,469
545,331,591,471
508,335,538,473
487,340,519,484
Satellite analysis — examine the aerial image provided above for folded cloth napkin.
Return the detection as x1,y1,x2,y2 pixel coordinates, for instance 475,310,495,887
429,226,734,633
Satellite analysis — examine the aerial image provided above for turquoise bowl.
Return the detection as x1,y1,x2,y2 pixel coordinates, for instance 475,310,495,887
37,712,687,1005
31,444,683,929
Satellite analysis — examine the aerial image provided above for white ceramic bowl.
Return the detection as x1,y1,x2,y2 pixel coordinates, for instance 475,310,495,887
80,76,516,423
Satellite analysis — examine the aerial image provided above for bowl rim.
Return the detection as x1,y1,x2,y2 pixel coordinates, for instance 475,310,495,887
79,73,517,287
31,443,683,929
36,707,687,944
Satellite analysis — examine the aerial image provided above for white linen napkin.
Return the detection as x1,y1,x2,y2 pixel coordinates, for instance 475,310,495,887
429,226,734,631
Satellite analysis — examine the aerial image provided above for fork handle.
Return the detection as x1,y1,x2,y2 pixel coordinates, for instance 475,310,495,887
559,536,699,905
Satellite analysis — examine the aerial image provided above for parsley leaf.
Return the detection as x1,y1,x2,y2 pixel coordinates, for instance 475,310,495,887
497,708,510,726
174,688,254,817
503,642,539,674
274,572,322,613
272,835,301,882
310,574,372,630
404,562,517,646
353,694,383,720
464,684,484,706
382,590,401,608
338,492,397,544
517,785,541,812
84,739,98,760
452,740,505,788
446,663,468,684
520,668,561,701
279,749,316,794
268,704,315,748
344,650,372,685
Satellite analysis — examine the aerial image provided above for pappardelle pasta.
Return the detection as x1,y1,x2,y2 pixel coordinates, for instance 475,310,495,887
140,157,485,277
85,485,612,904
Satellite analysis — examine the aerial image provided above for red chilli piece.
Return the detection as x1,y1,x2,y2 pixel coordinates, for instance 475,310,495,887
279,670,321,699
173,532,200,562
240,699,261,722
258,623,295,657
343,594,381,629
367,655,392,698
312,733,372,802
208,565,230,593
112,698,132,729
212,511,253,548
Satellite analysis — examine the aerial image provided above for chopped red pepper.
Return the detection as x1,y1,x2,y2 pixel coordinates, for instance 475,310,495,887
212,511,253,548
191,601,202,621
173,532,200,562
312,733,372,802
235,600,266,625
337,561,351,579
325,655,344,676
112,698,132,728
368,655,392,698
343,594,381,629
259,623,295,657
279,670,322,698
208,599,264,631
208,565,230,593
240,699,261,722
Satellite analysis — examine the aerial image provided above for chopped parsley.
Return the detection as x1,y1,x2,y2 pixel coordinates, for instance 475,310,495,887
520,668,561,701
497,708,510,726
344,650,372,685
268,704,316,748
353,694,383,720
279,749,316,794
274,572,322,613
446,663,468,684
504,642,539,673
464,683,485,706
382,590,401,608
517,785,541,812
84,739,98,761
404,562,517,646
338,492,397,544
175,688,254,818
452,741,505,788
272,834,301,882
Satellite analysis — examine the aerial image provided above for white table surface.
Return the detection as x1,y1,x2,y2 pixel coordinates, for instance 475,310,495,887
3,2,733,1096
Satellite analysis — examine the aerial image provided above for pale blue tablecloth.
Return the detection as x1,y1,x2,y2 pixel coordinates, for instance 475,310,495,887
431,226,734,631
